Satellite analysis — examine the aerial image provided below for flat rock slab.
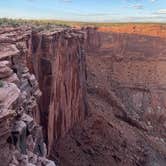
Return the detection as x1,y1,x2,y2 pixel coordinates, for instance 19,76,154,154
12,120,26,134
3,73,19,84
0,65,13,79
0,108,15,120
0,44,19,59
0,82,20,109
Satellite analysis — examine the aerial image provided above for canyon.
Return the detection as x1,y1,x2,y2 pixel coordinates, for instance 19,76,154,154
0,24,166,166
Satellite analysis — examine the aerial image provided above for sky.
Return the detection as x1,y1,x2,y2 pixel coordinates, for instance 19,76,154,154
0,0,166,22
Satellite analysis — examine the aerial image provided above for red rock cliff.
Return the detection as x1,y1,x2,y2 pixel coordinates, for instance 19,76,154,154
29,28,88,155
0,26,92,164
0,26,56,166
53,25,166,166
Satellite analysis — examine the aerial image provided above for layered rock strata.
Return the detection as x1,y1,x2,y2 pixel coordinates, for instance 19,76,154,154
0,26,56,166
29,28,87,155
1,24,166,166
93,28,166,135
0,26,89,165
53,25,166,166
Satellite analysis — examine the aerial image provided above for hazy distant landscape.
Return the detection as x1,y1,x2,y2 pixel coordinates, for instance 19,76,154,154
0,18,166,27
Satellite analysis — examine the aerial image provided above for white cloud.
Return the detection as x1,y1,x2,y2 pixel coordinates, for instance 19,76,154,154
156,9,166,14
126,14,166,22
132,4,143,9
127,4,144,9
61,0,72,3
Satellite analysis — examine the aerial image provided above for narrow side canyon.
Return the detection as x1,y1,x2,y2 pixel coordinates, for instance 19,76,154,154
0,24,166,166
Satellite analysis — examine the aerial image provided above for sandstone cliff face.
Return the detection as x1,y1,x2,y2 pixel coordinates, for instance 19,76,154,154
99,24,166,37
54,25,166,166
84,27,101,52
0,26,90,165
93,27,166,134
0,26,55,166
29,28,88,155
1,24,166,166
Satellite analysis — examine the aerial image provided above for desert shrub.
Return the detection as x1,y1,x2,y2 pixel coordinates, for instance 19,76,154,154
0,80,3,88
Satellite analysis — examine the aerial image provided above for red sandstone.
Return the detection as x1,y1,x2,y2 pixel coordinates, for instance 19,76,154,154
0,24,166,166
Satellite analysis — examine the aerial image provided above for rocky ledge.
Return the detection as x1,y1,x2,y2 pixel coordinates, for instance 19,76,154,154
0,26,57,166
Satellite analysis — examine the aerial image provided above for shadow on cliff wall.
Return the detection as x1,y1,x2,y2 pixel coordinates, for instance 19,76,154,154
51,29,166,166
28,28,166,165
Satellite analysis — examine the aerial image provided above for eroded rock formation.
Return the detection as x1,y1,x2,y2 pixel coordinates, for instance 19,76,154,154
54,25,166,166
0,26,56,166
29,28,88,155
0,26,89,165
94,26,166,135
0,24,166,166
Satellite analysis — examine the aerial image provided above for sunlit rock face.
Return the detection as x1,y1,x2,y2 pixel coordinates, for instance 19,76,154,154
94,26,166,133
98,24,166,37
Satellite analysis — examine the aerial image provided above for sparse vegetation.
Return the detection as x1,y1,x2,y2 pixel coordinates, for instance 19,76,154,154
0,80,3,88
0,18,165,28
0,18,72,27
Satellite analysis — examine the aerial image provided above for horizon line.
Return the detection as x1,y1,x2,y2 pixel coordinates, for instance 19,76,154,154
0,17,166,24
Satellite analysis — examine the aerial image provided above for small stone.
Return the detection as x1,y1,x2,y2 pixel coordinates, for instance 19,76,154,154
27,164,36,166
27,136,35,152
20,155,29,165
39,157,56,166
163,121,166,129
11,155,19,165
3,73,19,84
0,82,20,109
0,65,13,79
9,164,17,166
27,151,38,164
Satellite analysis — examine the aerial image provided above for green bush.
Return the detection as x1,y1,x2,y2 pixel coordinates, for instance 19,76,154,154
0,80,3,88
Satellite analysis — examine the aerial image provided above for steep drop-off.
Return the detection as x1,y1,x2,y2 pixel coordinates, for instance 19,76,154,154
0,26,90,165
54,25,166,166
0,26,56,166
29,28,88,155
0,24,166,166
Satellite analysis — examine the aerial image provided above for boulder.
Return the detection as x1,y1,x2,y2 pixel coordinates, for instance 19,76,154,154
0,44,19,59
0,82,20,109
0,61,13,78
12,120,27,154
38,157,56,166
3,73,19,84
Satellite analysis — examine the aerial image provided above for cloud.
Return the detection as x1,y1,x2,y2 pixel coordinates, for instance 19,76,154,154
26,0,73,2
68,12,119,17
126,4,143,10
61,0,72,3
131,4,143,9
126,14,166,22
156,9,166,14
62,0,72,3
